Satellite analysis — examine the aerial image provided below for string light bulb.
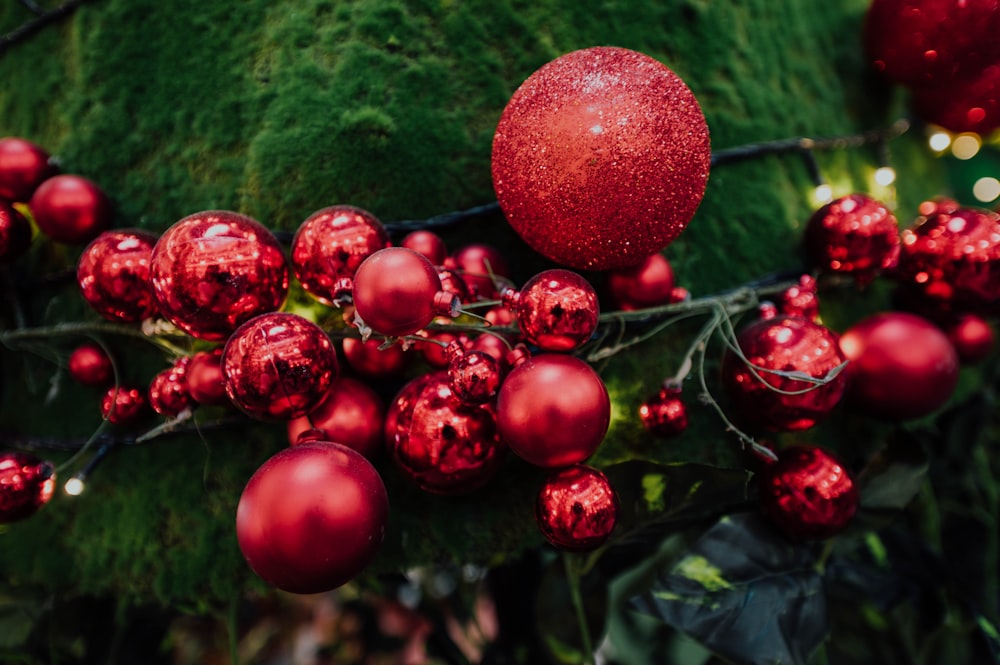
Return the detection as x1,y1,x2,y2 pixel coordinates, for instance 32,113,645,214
62,442,114,497
64,476,85,496
874,166,896,187
972,177,1000,203
928,131,952,152
951,133,981,160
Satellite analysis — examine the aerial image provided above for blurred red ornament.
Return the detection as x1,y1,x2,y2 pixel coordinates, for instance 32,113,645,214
438,268,472,303
0,451,55,524
149,358,194,417
759,446,858,541
149,210,288,341
721,313,847,432
291,205,390,306
535,464,618,551
0,137,55,203
447,346,502,404
492,46,710,270
0,200,31,261
497,354,610,467
185,349,227,406
450,244,509,300
804,194,900,283
222,312,337,420
68,343,114,386
77,229,158,322
639,385,688,438
606,253,675,311
912,63,1000,135
780,275,821,321
100,385,149,426
287,376,385,460
863,0,1000,87
236,442,389,594
669,286,690,303
415,330,467,369
352,247,459,337
839,311,959,420
401,230,448,266
342,337,409,378
468,333,513,371
945,313,996,363
502,269,599,352
385,371,505,495
29,174,111,245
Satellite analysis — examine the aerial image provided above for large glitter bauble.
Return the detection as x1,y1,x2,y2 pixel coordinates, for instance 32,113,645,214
863,0,1000,88
290,205,390,306
895,206,1000,312
839,311,959,421
607,253,675,311
0,451,55,524
352,247,459,337
287,376,385,460
535,464,619,552
804,194,900,283
77,229,158,322
100,385,149,426
384,371,506,495
29,174,112,245
639,385,688,438
148,358,194,417
758,445,858,541
0,137,55,203
721,313,847,432
68,343,113,387
911,63,1000,135
222,312,337,420
496,354,610,467
185,349,228,406
149,210,288,341
492,46,711,270
0,199,31,261
503,269,599,352
236,442,388,594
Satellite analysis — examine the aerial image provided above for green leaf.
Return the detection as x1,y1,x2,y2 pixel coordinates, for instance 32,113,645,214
852,433,930,531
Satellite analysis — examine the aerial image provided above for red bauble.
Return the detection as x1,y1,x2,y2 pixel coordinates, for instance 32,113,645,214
535,464,619,551
449,244,509,300
149,210,289,341
447,347,502,405
639,385,688,438
352,247,459,337
29,174,112,245
839,311,959,420
945,313,996,363
468,333,514,372
503,269,599,352
912,63,1000,135
0,137,55,203
291,205,390,306
606,253,675,311
149,358,194,417
758,445,858,541
100,385,149,426
385,371,506,495
68,343,114,386
721,314,847,432
186,349,228,406
496,354,610,467
804,194,900,283
0,451,55,524
222,312,337,420
0,199,31,261
863,0,1000,87
77,229,158,322
236,442,389,594
287,376,385,460
779,275,820,322
401,230,448,266
492,46,710,270
437,268,472,303
342,337,409,378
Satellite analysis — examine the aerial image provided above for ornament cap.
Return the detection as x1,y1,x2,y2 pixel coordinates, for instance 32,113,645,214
433,290,461,318
505,344,531,368
332,277,354,306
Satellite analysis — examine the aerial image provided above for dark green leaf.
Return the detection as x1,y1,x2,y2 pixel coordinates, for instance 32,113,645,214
852,433,929,531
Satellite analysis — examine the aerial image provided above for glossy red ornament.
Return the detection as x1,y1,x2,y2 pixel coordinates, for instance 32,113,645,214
468,333,514,372
100,385,149,426
535,464,619,551
839,311,959,420
450,244,509,300
758,445,858,541
447,346,502,405
780,275,821,321
945,313,996,364
77,229,158,322
287,376,385,459
804,194,900,283
863,0,1000,87
185,349,228,406
222,312,337,420
236,442,389,594
29,174,112,245
401,230,448,266
0,451,55,524
385,371,505,495
149,210,289,341
639,385,688,438
606,253,675,311
416,330,467,369
721,313,847,432
291,205,390,306
0,137,55,203
911,63,1000,135
437,268,472,303
496,354,610,467
492,46,711,270
68,343,114,386
502,269,599,352
342,337,409,378
149,358,194,417
0,200,31,261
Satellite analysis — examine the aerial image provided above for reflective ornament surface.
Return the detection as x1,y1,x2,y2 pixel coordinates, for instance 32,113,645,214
77,229,158,322
287,376,385,460
0,199,31,261
447,348,502,405
535,464,619,551
0,451,55,524
0,137,55,203
504,269,598,352
639,385,688,438
185,349,228,406
148,357,194,417
804,194,899,284
100,385,149,426
68,343,114,387
29,174,112,245
606,253,675,311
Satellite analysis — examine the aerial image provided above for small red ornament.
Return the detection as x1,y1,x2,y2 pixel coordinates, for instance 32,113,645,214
779,275,821,322
149,358,195,417
468,333,514,372
68,343,114,386
437,268,472,303
342,337,409,378
839,311,960,420
492,46,711,270
287,376,385,460
0,137,55,203
804,194,900,283
401,230,448,266
758,445,859,541
77,229,158,322
0,451,56,524
945,313,996,364
721,312,847,432
911,63,1000,135
185,349,228,406
416,330,467,369
352,247,460,337
606,253,675,311
449,244,509,300
236,442,389,594
385,371,505,495
291,205,390,306
149,210,289,341
639,384,688,438
496,354,610,467
447,345,502,404
222,313,337,420
29,174,112,245
502,269,599,352
0,199,31,261
100,385,149,426
535,464,619,552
